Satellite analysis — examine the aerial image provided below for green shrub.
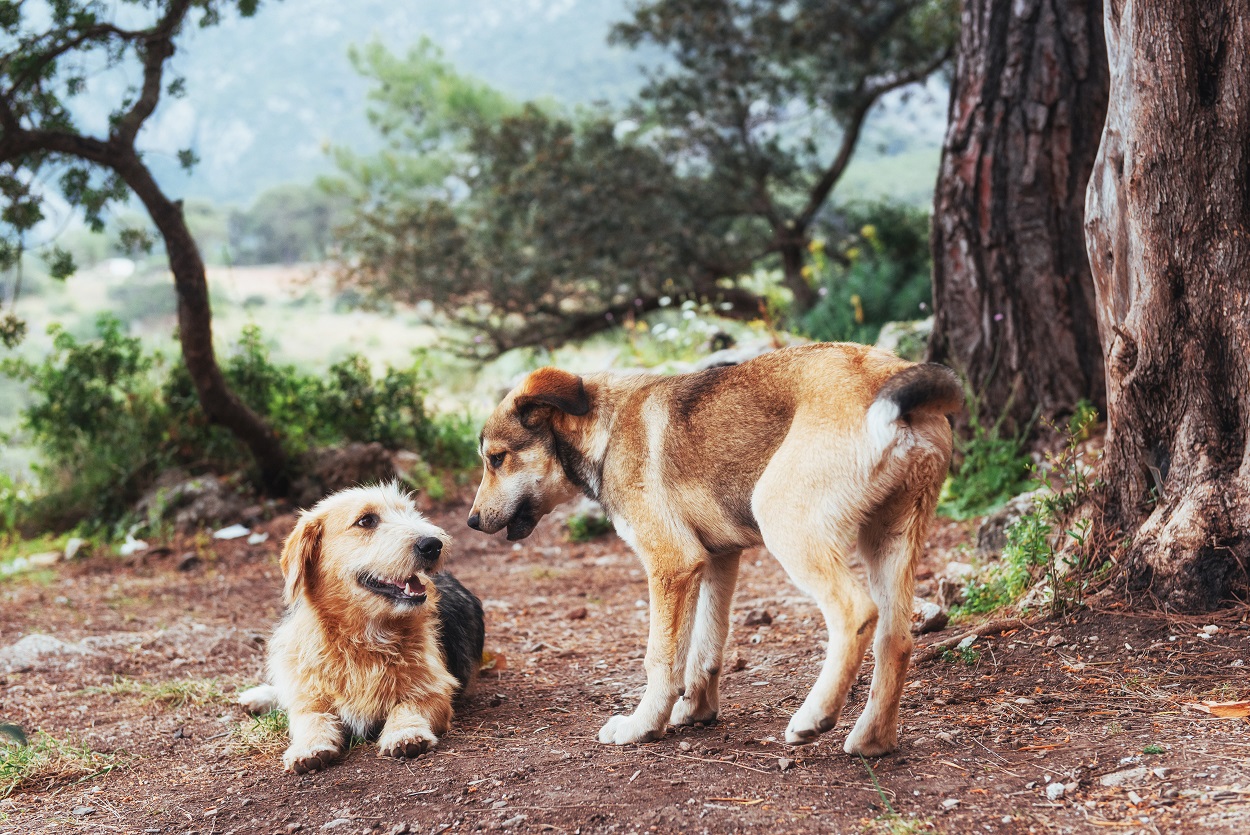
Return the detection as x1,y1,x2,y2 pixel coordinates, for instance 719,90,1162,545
801,200,932,344
957,401,1103,615
565,509,613,542
938,392,1032,521
3,317,478,534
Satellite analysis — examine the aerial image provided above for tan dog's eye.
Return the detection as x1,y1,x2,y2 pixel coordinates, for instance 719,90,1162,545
355,513,380,530
487,452,506,469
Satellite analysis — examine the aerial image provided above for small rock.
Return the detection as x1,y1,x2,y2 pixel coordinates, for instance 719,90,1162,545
743,609,773,626
566,607,588,621
176,552,201,572
1152,767,1170,779
381,825,410,835
72,806,95,816
912,599,949,635
1025,782,1037,789
1202,625,1219,635
501,815,528,829
118,535,148,556
956,635,976,650
525,642,546,653
678,741,692,752
941,798,960,810
246,532,269,546
1015,697,1037,705
172,726,188,739
777,758,795,772
213,524,251,540
27,551,62,567
322,819,353,831
1046,782,1065,801
728,654,747,673
936,731,954,743
1100,767,1149,787
1046,634,1065,648
911,736,931,747
1128,790,1144,805
64,537,88,561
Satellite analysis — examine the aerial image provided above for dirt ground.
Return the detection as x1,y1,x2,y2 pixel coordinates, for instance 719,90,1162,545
1,491,1248,835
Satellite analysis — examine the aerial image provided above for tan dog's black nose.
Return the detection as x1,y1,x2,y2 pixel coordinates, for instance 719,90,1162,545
467,513,482,530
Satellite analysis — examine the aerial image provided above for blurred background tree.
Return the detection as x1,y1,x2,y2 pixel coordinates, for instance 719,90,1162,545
0,0,289,490
331,1,957,356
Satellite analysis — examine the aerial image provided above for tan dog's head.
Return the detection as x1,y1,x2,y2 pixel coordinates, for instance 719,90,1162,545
281,483,451,617
468,367,589,540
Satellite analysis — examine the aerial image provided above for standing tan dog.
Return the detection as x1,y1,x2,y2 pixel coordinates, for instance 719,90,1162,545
468,343,959,755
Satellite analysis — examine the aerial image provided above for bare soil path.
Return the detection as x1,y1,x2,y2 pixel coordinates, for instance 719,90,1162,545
1,493,1247,834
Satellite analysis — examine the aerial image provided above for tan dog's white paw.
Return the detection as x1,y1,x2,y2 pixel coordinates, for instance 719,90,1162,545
843,720,897,757
378,726,438,759
238,684,278,715
598,714,663,745
283,744,341,774
785,703,836,746
668,695,717,727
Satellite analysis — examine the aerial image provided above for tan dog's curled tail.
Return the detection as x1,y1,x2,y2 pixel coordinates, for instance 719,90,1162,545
864,362,963,459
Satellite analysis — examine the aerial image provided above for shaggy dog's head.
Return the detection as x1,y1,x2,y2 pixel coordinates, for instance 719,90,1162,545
468,368,589,541
281,483,451,620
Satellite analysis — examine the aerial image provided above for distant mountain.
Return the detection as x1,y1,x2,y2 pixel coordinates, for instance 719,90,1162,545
139,0,948,208
141,0,653,204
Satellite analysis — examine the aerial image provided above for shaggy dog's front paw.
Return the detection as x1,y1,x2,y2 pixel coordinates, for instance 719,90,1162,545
283,745,341,774
378,726,438,759
598,714,663,745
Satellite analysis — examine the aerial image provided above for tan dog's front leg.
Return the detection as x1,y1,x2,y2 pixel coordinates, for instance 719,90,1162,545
377,698,452,759
599,559,702,745
283,705,345,774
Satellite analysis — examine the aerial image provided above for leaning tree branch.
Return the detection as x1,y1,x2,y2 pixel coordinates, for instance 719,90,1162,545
113,0,192,144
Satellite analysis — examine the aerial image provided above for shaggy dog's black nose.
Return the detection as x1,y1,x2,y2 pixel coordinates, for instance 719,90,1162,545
416,537,443,558
467,513,481,530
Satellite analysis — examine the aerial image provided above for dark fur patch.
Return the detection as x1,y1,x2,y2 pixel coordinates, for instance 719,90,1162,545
552,431,603,500
875,363,962,418
432,572,485,693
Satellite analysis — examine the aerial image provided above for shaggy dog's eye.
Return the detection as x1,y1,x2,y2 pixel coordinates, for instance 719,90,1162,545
355,513,380,530
487,452,506,469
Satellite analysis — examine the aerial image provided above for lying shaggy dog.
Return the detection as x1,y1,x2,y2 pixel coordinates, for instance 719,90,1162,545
240,483,484,773
468,344,959,755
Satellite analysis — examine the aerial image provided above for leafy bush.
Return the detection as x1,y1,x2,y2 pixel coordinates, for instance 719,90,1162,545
958,402,1103,615
938,391,1033,521
801,201,932,344
566,509,614,542
2,317,478,534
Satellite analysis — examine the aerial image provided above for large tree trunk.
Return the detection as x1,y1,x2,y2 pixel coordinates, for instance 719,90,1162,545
1083,0,1250,611
114,152,290,493
930,0,1108,431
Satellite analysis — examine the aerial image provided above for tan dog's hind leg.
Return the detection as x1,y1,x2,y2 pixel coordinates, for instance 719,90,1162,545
670,550,741,726
378,698,451,759
754,440,877,746
283,705,345,774
599,555,703,744
842,505,922,756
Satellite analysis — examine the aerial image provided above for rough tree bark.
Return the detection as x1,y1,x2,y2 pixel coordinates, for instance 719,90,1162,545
1083,0,1250,611
930,0,1108,430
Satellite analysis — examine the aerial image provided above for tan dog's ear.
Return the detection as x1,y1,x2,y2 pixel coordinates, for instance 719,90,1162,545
280,513,323,605
514,368,590,424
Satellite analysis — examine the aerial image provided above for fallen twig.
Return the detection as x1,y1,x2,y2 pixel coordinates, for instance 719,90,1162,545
913,618,1029,664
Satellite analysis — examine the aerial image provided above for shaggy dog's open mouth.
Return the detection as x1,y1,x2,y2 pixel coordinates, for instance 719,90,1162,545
358,572,427,605
505,501,537,541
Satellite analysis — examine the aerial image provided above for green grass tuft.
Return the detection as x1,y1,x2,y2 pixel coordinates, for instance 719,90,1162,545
0,731,120,798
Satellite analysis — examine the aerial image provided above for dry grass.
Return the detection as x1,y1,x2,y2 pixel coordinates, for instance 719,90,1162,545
0,731,121,797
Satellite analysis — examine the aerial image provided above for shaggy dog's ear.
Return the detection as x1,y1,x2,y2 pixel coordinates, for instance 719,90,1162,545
280,512,323,606
515,367,590,425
